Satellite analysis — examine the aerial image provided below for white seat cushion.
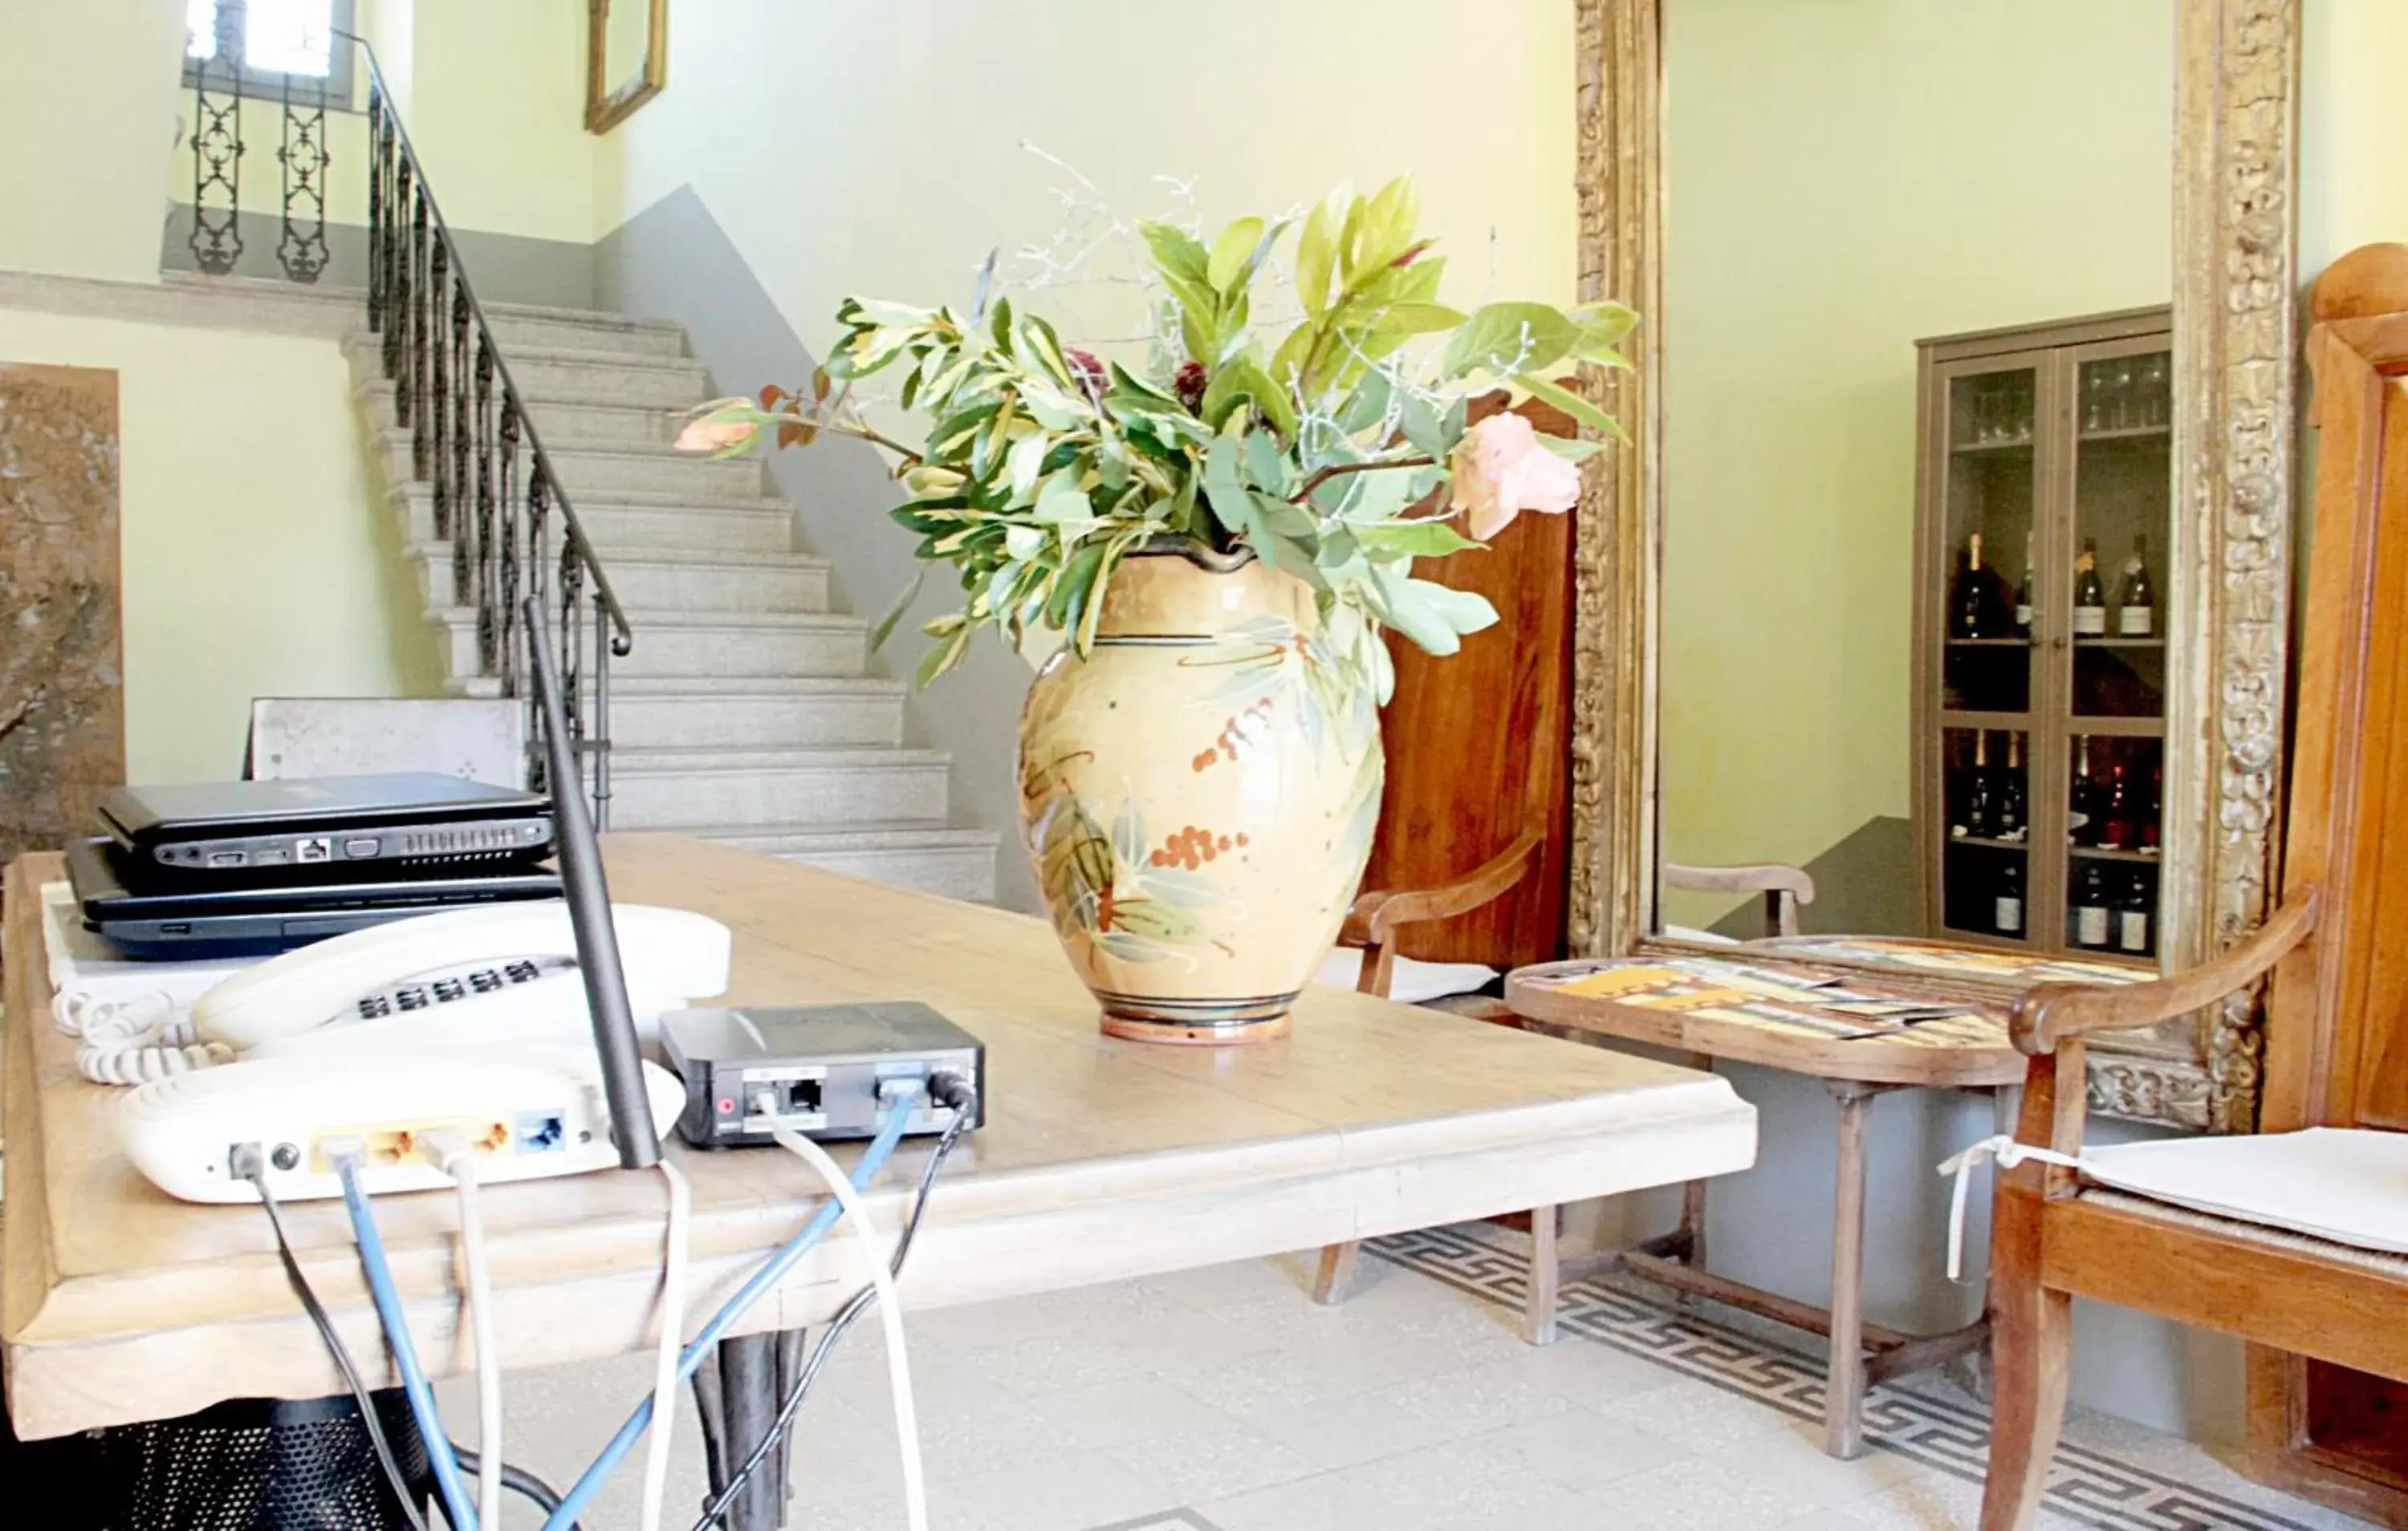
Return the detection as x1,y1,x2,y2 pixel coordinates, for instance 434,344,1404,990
2080,1127,2408,1257
1314,948,1499,1005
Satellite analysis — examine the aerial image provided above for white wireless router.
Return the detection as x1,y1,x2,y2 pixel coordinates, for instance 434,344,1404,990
118,1046,686,1204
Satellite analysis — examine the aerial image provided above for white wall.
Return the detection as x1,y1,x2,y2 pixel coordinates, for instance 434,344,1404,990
0,308,442,782
596,0,1576,371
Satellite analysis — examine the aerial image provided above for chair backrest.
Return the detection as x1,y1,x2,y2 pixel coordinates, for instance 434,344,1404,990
2265,243,2408,1137
1662,863,1816,938
1357,396,1574,969
246,698,527,789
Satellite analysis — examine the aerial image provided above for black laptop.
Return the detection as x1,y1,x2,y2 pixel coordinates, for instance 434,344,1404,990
66,836,563,959
97,773,555,879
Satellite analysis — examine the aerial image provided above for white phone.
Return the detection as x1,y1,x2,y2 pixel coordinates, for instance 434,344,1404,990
107,901,730,1202
193,900,732,1057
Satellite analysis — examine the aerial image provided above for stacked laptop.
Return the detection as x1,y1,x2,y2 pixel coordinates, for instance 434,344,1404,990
67,774,563,958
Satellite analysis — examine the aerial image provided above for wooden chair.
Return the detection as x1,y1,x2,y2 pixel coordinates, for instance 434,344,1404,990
1978,244,2408,1531
1664,861,1816,938
1308,394,1576,1308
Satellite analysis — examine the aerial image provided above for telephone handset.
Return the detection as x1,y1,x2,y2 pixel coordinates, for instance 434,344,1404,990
71,902,731,1084
197,900,731,1054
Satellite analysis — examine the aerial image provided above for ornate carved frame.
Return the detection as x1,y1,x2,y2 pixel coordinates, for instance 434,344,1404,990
1566,0,2303,1132
585,0,667,136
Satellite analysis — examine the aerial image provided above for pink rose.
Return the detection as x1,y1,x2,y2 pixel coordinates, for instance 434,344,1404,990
673,416,759,453
1449,411,1580,540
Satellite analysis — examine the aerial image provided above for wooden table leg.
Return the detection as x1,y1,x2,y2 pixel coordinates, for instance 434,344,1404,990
1824,1080,1877,1459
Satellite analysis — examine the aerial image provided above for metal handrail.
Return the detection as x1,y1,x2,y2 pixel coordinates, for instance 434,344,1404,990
336,28,633,656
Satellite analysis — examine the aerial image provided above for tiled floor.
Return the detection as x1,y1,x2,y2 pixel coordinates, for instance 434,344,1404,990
482,1225,2370,1531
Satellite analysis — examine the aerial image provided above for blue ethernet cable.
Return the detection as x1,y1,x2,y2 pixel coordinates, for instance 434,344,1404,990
337,1157,482,1531
539,1091,920,1531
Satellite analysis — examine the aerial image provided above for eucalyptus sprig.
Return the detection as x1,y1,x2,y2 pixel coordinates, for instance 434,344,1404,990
679,176,1635,691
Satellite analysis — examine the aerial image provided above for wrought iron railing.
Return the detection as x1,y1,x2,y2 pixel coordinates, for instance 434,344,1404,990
181,8,632,823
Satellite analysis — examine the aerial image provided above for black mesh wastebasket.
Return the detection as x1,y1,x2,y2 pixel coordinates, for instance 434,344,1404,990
91,1391,430,1531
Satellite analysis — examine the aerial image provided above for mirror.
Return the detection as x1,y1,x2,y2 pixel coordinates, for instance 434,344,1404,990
586,0,665,135
1570,0,2306,1132
1656,1,2174,945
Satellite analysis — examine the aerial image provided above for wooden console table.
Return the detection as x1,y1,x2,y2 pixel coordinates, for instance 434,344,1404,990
1507,953,2037,1460
2,835,1756,1526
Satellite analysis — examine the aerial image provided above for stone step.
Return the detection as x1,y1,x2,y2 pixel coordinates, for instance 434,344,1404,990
406,543,830,615
368,426,762,503
692,822,1002,903
387,482,796,554
605,747,954,830
429,607,867,682
357,376,686,449
480,302,688,359
352,332,710,409
604,676,905,749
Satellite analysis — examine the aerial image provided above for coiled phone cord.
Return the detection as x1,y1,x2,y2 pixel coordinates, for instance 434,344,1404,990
54,990,232,1084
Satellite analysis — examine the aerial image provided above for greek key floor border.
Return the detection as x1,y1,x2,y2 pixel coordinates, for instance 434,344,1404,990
1366,1225,2323,1531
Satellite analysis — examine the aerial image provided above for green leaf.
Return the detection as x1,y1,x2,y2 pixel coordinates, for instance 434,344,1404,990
1516,372,1629,442
1297,199,1336,320
1367,301,1467,338
990,295,1015,352
1440,301,1579,380
1004,524,1047,560
1568,300,1640,355
1413,577,1499,636
1207,216,1267,292
1141,221,1210,285
868,566,928,652
1203,436,1263,548
1393,385,1449,460
1244,428,1289,496
1034,469,1091,524
1005,432,1049,505
914,623,973,687
1200,355,1298,439
1359,176,1421,268
1355,519,1483,558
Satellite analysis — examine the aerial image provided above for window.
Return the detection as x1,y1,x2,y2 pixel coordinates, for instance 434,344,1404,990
185,0,356,105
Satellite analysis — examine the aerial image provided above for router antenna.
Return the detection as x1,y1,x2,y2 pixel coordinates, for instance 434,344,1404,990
523,595,661,1170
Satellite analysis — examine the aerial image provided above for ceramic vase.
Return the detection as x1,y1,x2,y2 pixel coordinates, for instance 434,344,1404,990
1017,542,1385,1044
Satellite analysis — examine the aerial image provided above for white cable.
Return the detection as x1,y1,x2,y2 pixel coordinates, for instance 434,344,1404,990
1935,1134,2086,1281
763,1096,927,1531
638,1158,691,1531
433,1143,504,1531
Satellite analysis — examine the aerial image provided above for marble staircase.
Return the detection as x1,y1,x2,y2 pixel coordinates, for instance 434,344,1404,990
344,304,1001,903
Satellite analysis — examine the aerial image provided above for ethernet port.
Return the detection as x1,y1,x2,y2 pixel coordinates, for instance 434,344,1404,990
515,1111,567,1153
779,1080,823,1117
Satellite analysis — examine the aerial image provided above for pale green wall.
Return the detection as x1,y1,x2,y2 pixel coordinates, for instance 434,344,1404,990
1658,0,2172,930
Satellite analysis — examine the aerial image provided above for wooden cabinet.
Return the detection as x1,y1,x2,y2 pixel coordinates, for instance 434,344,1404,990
1911,308,2172,963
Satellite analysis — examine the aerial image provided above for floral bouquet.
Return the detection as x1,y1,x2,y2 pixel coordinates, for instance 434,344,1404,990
677,176,1632,695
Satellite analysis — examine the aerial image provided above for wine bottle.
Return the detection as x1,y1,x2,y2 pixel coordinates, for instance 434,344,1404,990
2101,754,2136,850
2014,532,2035,636
1995,858,2025,936
2117,873,2153,955
2118,534,2156,637
2069,736,2101,847
1996,733,2027,842
2073,538,2106,638
1965,733,1996,839
2073,861,2113,949
1955,533,1990,639
2143,764,2162,851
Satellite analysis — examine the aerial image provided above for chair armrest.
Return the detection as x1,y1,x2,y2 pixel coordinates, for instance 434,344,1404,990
1341,830,1544,947
1662,863,1816,904
2011,890,2320,1055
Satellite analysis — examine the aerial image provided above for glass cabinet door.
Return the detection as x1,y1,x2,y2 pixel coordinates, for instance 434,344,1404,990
1934,359,2043,945
2060,340,2170,960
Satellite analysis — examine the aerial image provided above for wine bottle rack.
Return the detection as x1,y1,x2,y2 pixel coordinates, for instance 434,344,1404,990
1911,307,2172,963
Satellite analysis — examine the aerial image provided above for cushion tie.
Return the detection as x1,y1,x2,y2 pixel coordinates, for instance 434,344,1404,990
1936,1135,2085,1281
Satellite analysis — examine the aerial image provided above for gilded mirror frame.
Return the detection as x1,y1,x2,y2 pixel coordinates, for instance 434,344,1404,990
585,0,667,135
1566,0,2303,1132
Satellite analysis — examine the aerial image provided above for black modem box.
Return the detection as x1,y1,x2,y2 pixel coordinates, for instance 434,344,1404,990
659,1001,985,1148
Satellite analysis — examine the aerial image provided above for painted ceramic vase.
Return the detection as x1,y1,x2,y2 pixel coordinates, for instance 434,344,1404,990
1018,542,1384,1044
